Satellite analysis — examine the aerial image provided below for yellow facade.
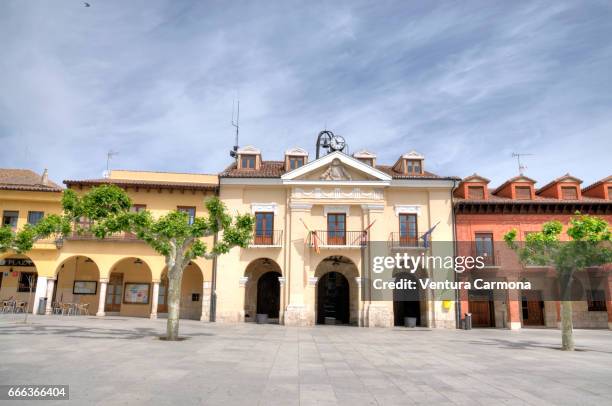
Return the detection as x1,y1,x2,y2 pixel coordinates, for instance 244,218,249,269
1,151,457,328
216,151,457,328
1,169,216,320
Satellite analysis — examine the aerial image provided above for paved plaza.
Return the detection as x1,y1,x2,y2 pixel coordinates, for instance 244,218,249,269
0,315,611,405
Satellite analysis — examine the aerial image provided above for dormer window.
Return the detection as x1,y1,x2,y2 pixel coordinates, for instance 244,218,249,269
515,186,532,200
406,160,422,174
467,186,485,199
394,151,425,175
236,146,261,170
289,156,304,170
241,155,256,169
352,150,376,167
561,186,578,200
284,147,308,171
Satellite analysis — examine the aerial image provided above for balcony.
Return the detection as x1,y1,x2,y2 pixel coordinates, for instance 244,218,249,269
388,232,430,250
249,230,283,248
308,230,368,249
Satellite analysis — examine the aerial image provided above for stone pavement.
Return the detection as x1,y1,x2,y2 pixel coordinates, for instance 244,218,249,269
0,315,611,405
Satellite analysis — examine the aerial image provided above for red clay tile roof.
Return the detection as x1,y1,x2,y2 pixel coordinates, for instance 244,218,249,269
0,168,63,192
220,161,286,178
64,178,217,191
220,161,459,180
492,175,537,195
581,175,612,193
536,173,583,194
459,173,491,183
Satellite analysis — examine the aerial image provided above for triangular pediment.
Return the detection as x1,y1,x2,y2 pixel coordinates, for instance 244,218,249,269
281,151,391,183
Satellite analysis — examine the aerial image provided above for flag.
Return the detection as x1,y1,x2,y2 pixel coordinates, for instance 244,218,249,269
420,221,439,249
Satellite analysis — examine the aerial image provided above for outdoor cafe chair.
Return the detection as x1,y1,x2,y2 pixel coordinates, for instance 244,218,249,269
78,303,90,316
14,302,27,313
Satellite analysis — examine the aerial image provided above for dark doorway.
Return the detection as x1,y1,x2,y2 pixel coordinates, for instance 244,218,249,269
256,271,281,318
521,290,544,326
393,273,421,326
317,272,350,324
469,290,495,327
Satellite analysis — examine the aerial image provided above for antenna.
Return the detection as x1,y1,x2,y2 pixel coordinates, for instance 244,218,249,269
511,152,533,176
230,99,240,159
105,150,119,177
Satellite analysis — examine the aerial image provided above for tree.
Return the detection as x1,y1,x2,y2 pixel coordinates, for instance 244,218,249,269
1,185,254,340
504,213,611,351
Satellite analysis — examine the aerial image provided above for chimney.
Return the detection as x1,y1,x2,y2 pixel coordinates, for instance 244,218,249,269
41,168,49,186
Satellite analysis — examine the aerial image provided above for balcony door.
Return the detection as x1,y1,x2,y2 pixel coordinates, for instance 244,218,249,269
475,233,494,265
255,212,274,245
399,214,418,246
327,213,346,245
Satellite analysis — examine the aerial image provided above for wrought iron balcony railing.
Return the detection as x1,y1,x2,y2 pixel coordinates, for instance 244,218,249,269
308,230,368,248
250,230,283,247
388,232,430,249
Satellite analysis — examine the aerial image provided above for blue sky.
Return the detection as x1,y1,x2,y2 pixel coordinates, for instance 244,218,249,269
1,1,611,188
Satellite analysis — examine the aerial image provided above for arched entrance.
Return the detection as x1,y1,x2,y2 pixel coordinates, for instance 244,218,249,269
158,262,204,320
315,256,359,325
54,256,100,314
317,272,350,324
0,254,38,313
393,272,421,326
243,258,282,322
256,271,281,318
106,257,152,317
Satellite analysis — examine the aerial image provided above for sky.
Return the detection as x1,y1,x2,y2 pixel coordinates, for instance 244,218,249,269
1,0,611,188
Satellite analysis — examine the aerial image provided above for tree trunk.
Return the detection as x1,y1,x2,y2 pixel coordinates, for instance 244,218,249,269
560,300,574,351
166,264,184,340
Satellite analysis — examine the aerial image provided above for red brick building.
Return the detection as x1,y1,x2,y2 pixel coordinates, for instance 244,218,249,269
454,174,612,329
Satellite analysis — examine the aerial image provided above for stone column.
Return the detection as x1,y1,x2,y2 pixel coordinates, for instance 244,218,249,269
278,277,286,324
200,281,212,322
32,276,48,315
355,277,364,326
506,288,522,330
96,279,108,317
284,202,313,326
45,278,55,315
239,276,248,322
150,281,160,319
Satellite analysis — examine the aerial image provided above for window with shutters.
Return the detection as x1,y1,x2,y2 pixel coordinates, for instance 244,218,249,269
561,186,578,200
467,186,485,199
515,186,532,200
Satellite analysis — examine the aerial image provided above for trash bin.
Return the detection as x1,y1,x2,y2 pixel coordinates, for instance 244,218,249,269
38,297,47,315
404,317,417,328
464,313,472,330
256,313,269,324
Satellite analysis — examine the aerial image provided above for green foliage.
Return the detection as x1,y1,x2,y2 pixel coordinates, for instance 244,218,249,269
3,184,254,269
504,213,612,273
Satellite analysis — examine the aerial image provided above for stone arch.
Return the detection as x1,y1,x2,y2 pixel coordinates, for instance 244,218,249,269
0,253,39,313
243,258,282,323
105,256,153,317
314,255,359,325
158,261,204,320
53,255,101,314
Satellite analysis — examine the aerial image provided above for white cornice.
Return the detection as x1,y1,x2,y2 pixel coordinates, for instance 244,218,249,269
323,205,350,216
394,205,421,216
251,203,278,215
283,180,390,186
281,151,392,181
